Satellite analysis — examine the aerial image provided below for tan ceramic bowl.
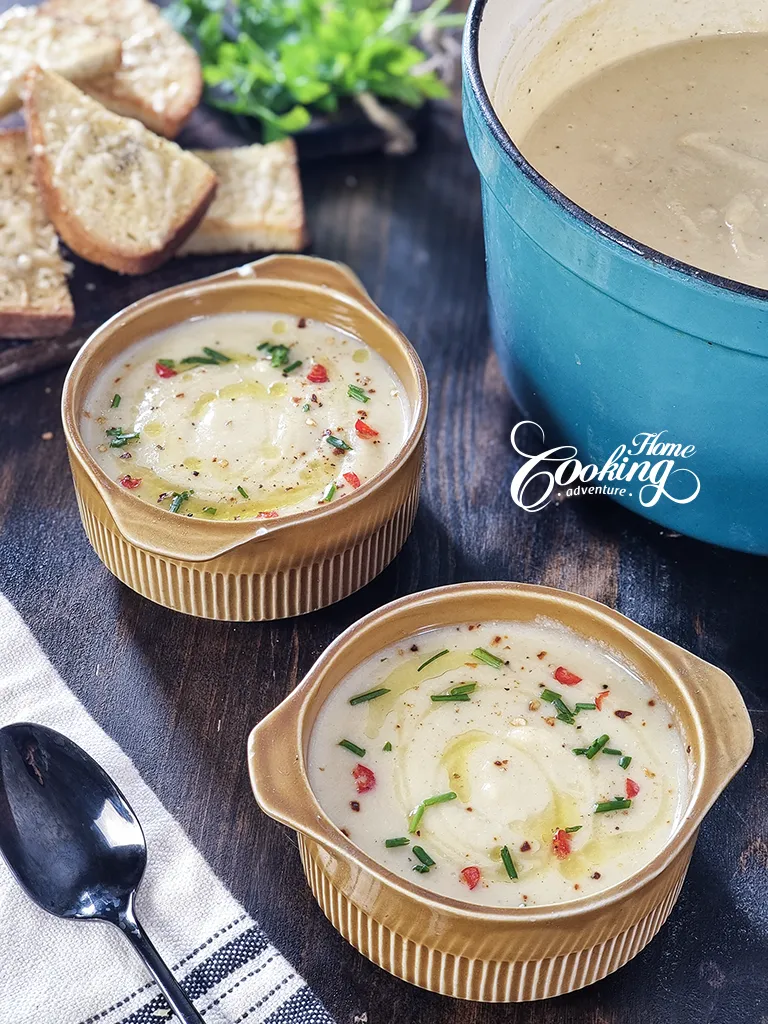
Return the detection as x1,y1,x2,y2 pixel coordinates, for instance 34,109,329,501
61,256,427,621
248,581,753,1001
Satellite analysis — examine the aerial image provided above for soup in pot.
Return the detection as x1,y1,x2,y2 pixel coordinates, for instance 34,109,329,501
512,33,768,288
309,620,690,908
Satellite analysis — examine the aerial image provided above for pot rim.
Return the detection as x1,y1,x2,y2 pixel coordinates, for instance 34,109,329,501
463,0,768,304
61,256,428,559
249,581,753,925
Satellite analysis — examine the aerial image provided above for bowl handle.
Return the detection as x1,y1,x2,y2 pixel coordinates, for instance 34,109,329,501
247,687,339,849
657,635,753,793
202,254,383,315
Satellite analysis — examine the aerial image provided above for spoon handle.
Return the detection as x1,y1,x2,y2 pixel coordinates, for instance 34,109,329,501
118,900,204,1024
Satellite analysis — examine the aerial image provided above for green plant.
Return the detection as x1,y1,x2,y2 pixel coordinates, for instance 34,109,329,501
166,0,465,140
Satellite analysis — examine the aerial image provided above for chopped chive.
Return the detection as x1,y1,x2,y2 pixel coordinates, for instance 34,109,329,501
111,393,121,408
157,358,175,368
450,683,477,695
322,481,336,503
412,846,435,867
595,798,632,813
383,741,392,752
202,346,230,363
603,748,623,756
270,345,290,368
500,845,518,879
105,426,123,436
180,355,219,365
202,507,217,515
169,490,192,514
430,693,471,702
472,647,504,669
349,687,391,706
541,689,575,721
283,360,303,374
564,825,582,833
384,837,409,848
408,803,425,833
619,755,632,770
302,403,311,412
408,791,457,833
257,341,272,350
237,485,249,499
326,434,352,451
348,384,370,403
575,702,597,711
413,864,430,873
109,431,140,448
572,747,588,755
418,649,449,671
424,791,457,807
585,734,610,759
338,739,366,757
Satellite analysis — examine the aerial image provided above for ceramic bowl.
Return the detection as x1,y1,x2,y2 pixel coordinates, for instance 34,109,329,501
248,581,752,1001
463,0,768,553
61,256,428,621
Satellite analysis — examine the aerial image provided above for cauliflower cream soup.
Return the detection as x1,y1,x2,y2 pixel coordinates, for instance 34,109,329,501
82,311,409,520
514,32,768,288
309,620,690,908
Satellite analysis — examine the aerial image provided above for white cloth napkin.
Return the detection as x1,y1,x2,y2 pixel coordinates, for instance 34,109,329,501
0,594,334,1024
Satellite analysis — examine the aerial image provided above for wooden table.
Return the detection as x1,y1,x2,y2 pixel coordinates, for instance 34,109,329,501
1,99,766,1024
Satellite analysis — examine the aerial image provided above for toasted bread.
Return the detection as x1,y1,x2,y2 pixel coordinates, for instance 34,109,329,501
40,0,202,138
179,141,307,256
0,130,73,339
0,5,121,118
23,67,217,276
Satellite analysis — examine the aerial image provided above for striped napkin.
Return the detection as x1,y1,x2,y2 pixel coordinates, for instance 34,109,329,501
0,594,335,1024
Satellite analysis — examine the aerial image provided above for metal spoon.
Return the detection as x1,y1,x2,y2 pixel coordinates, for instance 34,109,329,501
0,722,204,1023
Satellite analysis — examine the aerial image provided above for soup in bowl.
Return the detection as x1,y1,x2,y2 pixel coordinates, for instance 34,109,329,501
248,582,752,1000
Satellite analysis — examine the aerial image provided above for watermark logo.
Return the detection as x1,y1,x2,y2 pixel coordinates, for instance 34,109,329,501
510,421,701,513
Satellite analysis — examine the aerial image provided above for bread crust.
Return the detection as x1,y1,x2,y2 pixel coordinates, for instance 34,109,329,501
40,0,202,138
0,128,73,338
24,67,217,275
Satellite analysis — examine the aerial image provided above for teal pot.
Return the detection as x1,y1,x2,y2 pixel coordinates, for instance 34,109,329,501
463,0,768,553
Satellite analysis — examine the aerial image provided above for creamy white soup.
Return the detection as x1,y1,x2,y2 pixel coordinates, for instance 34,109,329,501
514,33,768,288
82,312,409,520
309,620,689,908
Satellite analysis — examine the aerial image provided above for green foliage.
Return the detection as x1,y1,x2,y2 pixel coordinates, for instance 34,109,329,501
166,0,465,140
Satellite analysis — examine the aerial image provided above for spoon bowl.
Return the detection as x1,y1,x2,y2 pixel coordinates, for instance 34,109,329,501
0,723,203,1022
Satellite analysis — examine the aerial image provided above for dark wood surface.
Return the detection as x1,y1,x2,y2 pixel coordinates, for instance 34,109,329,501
1,99,767,1024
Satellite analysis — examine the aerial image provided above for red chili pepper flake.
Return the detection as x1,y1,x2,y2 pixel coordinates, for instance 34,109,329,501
297,317,307,329
520,841,532,852
537,650,547,660
343,471,361,489
350,801,360,812
626,778,640,799
554,666,582,686
592,871,601,880
460,866,481,890
552,829,572,859
355,418,378,438
119,475,141,489
352,763,376,793
307,364,328,384
614,709,633,719
257,510,279,519
595,690,611,710
155,361,177,378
